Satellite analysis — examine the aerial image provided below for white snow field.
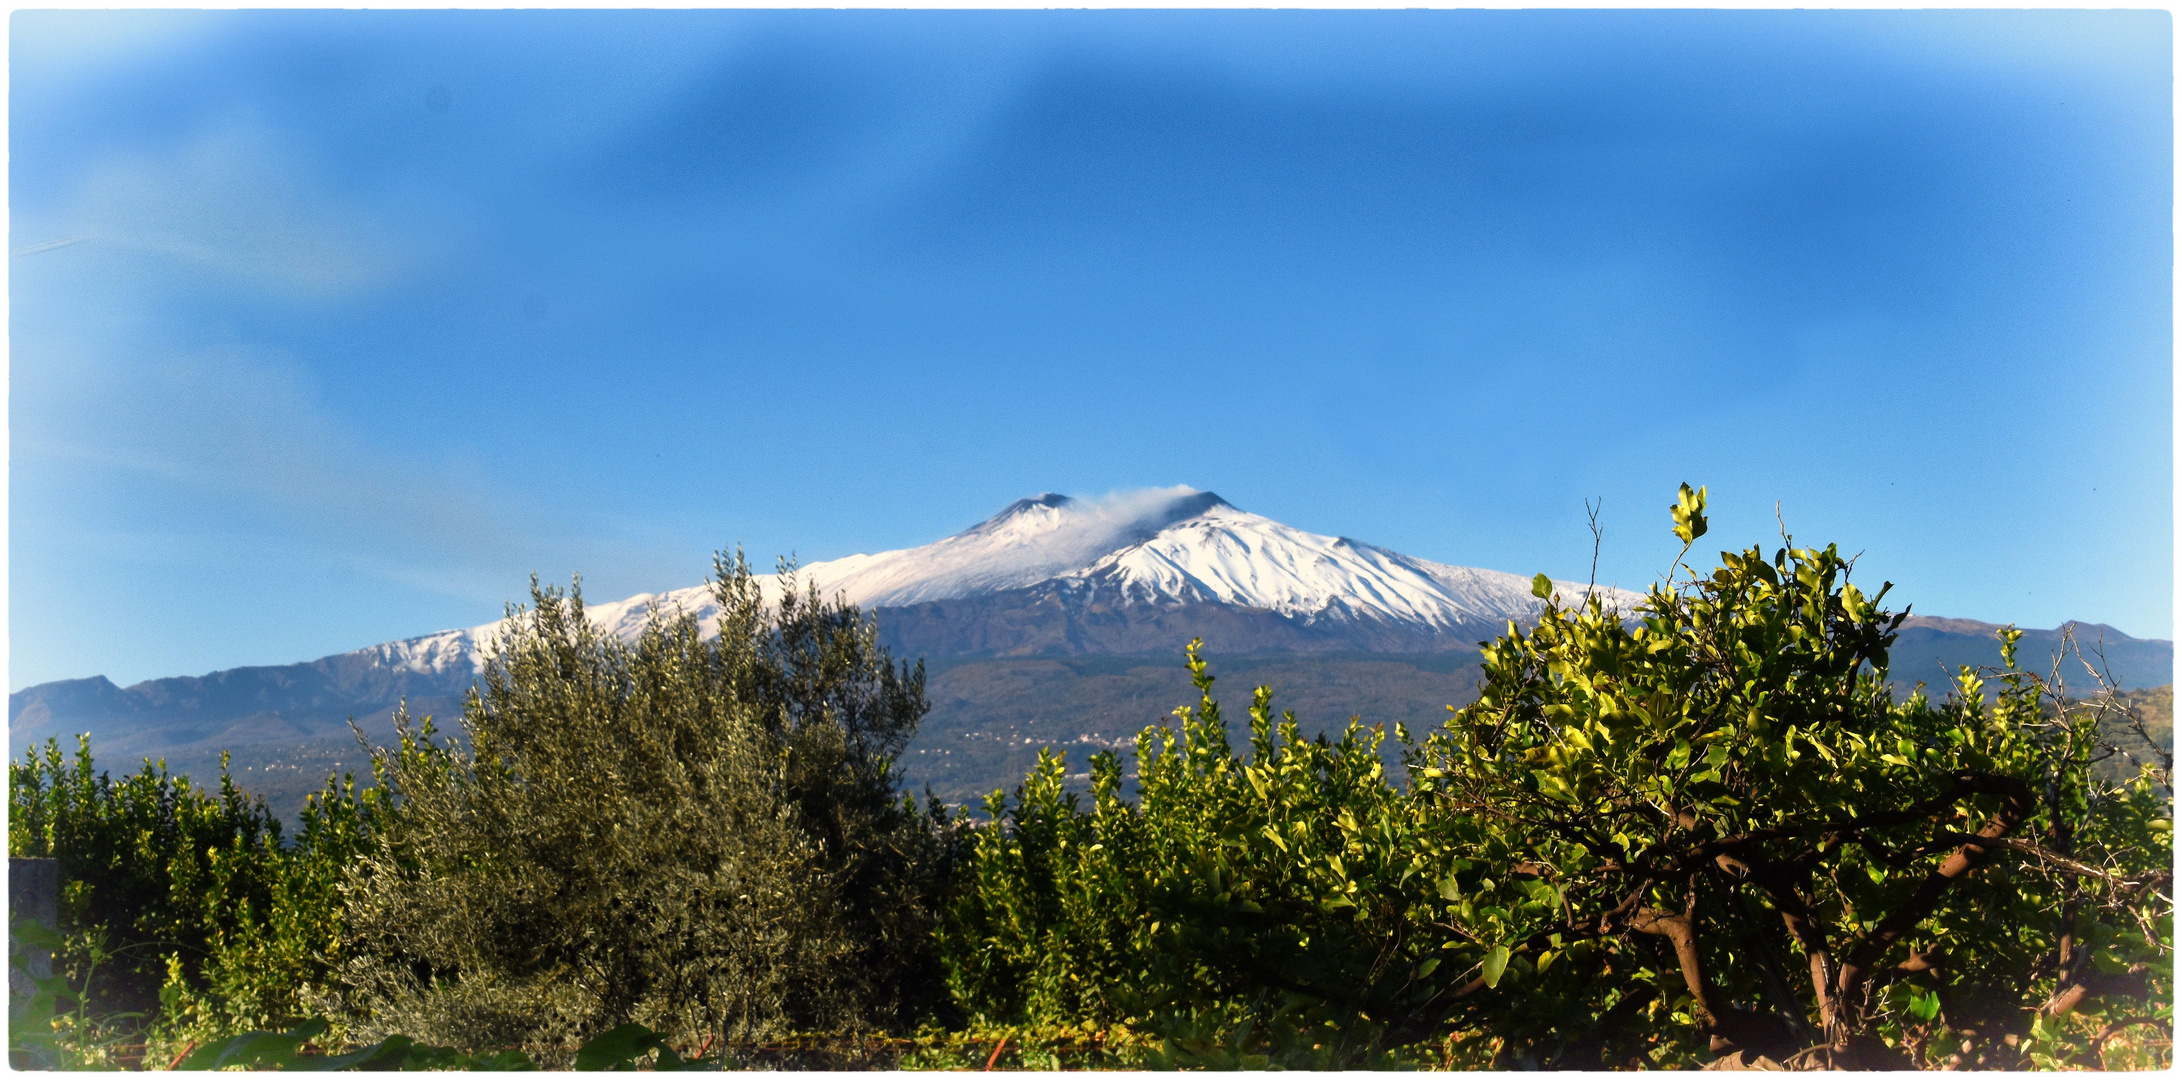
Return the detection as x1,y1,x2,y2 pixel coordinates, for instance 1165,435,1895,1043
367,487,1645,677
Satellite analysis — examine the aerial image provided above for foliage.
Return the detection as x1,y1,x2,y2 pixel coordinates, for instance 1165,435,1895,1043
942,642,1468,1066
1409,484,2171,1067
893,1020,1158,1070
164,1017,1013,1071
153,772,384,1046
8,737,369,1046
944,484,2174,1069
163,1017,674,1070
322,552,956,1058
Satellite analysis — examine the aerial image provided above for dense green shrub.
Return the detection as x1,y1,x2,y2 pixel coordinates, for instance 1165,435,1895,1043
8,739,368,1047
941,651,1438,1067
944,487,2173,1069
152,772,382,1045
320,553,956,1057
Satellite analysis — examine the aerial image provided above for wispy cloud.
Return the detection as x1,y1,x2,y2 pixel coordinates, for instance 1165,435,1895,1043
14,342,685,610
13,236,90,257
11,11,229,94
56,121,420,297
955,485,1217,567
1074,484,1213,528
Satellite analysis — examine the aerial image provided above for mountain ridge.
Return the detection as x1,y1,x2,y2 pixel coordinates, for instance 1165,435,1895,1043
279,487,1644,683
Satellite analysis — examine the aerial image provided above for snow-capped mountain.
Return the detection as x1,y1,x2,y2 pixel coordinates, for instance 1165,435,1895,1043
1056,499,1625,630
372,488,1640,676
13,486,2173,818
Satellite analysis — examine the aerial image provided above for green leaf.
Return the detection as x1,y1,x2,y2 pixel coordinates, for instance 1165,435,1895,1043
1671,483,1709,544
574,1023,667,1071
1482,944,1511,988
466,1049,541,1070
177,1021,328,1071
9,918,66,952
1532,573,1554,600
287,1035,415,1071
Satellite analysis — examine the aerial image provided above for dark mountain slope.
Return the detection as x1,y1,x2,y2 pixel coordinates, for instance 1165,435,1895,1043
874,591,1494,661
1890,617,2170,692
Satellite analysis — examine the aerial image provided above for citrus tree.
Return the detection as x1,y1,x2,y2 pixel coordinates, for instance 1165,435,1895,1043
1412,485,2172,1068
9,739,373,1055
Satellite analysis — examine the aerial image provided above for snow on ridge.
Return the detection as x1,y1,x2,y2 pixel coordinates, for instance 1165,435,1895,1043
1069,502,1646,629
360,628,480,676
361,487,1230,675
350,488,1643,677
801,486,1215,609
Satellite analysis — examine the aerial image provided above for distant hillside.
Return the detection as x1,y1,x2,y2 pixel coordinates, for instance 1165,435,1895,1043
1890,616,2170,692
2094,685,2172,786
905,650,1488,802
9,660,469,787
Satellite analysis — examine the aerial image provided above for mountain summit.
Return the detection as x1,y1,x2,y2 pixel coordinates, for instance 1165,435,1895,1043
371,487,1635,677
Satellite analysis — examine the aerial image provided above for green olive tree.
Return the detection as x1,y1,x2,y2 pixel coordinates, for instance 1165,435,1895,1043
322,553,953,1057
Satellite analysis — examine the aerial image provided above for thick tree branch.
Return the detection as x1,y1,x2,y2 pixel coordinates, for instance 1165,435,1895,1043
1600,773,2046,886
1629,889,1793,1057
1865,950,1940,997
1917,834,2171,889
2043,966,2152,1018
1833,775,2035,1025
1630,904,1722,1030
1744,861,1841,1046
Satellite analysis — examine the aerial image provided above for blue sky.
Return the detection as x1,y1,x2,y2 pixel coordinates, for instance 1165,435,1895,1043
9,9,2173,691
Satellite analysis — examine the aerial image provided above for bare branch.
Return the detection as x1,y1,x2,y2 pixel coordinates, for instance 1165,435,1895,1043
1585,497,1604,604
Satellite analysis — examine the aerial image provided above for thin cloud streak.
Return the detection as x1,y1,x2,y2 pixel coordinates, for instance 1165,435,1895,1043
14,236,90,257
